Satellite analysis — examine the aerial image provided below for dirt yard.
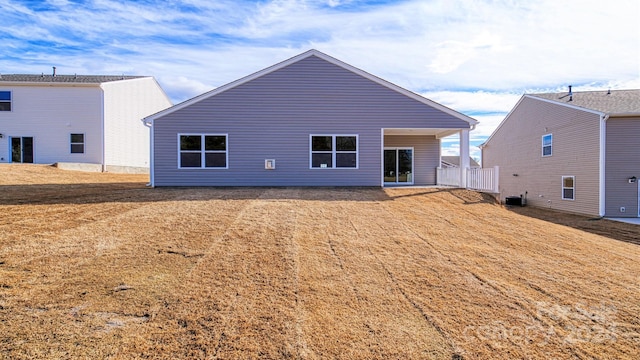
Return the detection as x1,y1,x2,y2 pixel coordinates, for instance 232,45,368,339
1,164,638,359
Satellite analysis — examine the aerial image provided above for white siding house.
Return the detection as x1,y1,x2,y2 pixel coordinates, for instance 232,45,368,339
0,74,171,172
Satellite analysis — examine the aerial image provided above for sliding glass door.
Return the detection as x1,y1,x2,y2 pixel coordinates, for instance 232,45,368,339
384,148,413,185
11,137,34,163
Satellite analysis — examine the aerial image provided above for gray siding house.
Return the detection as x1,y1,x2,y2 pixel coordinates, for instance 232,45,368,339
144,50,477,187
481,88,640,218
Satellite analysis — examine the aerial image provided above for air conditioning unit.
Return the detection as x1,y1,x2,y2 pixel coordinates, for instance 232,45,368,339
265,159,276,170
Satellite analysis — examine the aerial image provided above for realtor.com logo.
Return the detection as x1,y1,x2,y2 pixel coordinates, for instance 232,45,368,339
463,302,618,347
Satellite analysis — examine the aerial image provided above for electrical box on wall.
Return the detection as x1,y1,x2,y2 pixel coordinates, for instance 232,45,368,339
265,159,275,170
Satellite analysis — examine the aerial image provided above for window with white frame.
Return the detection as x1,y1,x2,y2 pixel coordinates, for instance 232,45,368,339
562,176,575,200
179,134,227,168
542,134,552,157
0,91,11,111
70,133,85,154
310,135,358,168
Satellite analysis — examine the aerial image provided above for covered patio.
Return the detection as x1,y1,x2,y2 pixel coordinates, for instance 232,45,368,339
382,127,472,187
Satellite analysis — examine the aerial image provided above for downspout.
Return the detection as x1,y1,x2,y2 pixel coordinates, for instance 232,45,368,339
380,128,385,187
100,86,106,172
599,114,609,217
142,117,154,187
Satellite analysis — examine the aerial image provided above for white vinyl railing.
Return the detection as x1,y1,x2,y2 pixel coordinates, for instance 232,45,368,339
436,166,460,186
467,166,499,193
437,166,499,193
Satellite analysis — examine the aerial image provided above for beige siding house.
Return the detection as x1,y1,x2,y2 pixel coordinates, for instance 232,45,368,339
481,88,640,218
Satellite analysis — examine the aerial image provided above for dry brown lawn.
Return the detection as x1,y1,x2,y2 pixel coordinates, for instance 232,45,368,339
1,164,639,359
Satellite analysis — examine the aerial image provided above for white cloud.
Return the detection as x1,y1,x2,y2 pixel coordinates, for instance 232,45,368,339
429,31,508,74
157,76,214,104
1,0,638,138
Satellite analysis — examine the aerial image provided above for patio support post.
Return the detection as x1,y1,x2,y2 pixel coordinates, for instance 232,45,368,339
460,129,470,188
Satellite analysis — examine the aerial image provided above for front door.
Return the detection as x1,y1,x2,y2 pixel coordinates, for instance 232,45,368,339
11,137,34,163
384,148,413,185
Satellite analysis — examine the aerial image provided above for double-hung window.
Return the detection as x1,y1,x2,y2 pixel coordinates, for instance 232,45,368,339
0,91,11,111
70,133,85,154
179,134,227,169
542,134,552,157
310,135,358,169
562,176,575,200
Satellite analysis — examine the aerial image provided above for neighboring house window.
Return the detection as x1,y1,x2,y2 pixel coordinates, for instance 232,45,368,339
70,133,85,153
542,134,552,157
310,135,358,169
0,91,11,111
562,176,575,200
179,134,227,169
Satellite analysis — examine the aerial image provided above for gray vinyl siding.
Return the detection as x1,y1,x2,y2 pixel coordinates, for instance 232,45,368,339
605,117,640,217
153,55,468,186
384,135,439,185
483,96,601,216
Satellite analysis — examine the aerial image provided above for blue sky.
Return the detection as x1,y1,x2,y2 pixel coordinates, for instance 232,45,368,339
2,0,639,160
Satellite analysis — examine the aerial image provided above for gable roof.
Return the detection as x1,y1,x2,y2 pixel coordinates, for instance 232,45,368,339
0,74,145,84
441,156,480,167
529,89,640,115
144,49,478,126
481,88,640,148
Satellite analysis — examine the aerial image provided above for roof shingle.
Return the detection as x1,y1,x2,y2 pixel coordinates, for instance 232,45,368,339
0,74,145,84
529,89,640,114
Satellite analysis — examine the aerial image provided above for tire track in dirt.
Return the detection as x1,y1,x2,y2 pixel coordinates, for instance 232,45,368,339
286,197,313,359
316,201,454,358
380,188,639,359
342,200,464,357
377,191,575,357
142,188,302,358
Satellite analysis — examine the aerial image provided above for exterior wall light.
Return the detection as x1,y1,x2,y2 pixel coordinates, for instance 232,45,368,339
629,176,637,184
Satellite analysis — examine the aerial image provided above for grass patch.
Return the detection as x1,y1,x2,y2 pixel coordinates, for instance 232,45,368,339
1,164,639,359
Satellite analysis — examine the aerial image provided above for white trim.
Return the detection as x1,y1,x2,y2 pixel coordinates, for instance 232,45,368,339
380,129,385,187
460,129,470,188
599,114,608,217
383,147,414,185
0,90,12,112
69,133,85,154
309,134,359,169
100,88,105,171
480,94,607,148
177,133,229,169
542,133,553,157
143,49,478,127
9,136,35,163
147,120,154,187
526,95,607,116
562,175,575,201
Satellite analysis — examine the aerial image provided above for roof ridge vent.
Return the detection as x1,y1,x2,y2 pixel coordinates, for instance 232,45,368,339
568,85,572,101
607,88,611,95
53,66,57,77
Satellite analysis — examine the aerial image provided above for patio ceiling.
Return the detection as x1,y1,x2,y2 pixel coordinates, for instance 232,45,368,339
383,128,462,139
